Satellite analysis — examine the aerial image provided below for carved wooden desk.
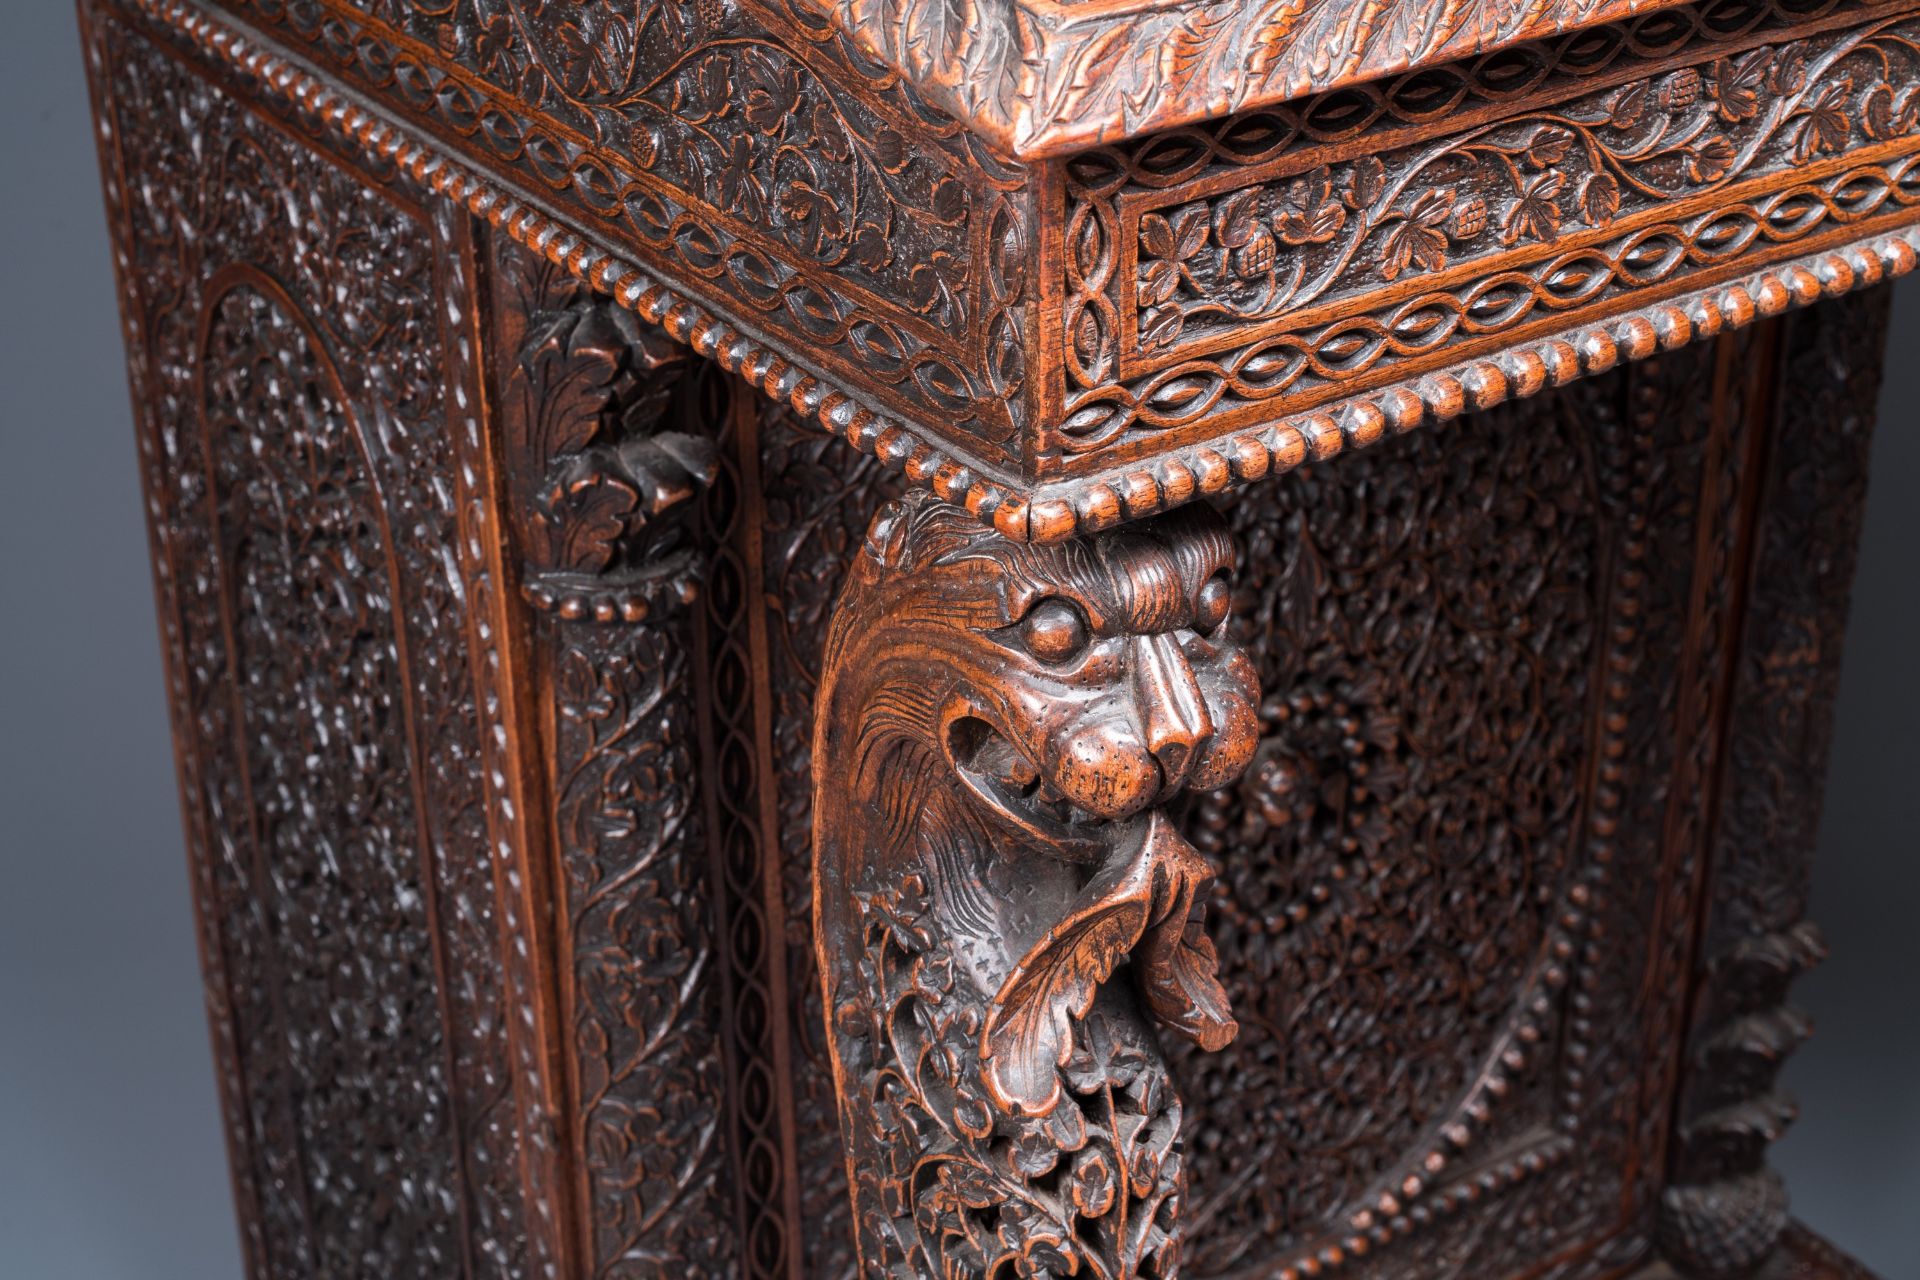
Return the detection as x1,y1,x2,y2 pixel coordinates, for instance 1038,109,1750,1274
79,0,1909,1275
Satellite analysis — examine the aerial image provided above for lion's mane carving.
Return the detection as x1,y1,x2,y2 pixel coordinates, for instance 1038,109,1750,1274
813,493,1259,1277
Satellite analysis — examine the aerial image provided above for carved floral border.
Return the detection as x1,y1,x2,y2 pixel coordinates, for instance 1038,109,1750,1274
1052,4,1920,463
115,0,1920,545
201,0,1037,454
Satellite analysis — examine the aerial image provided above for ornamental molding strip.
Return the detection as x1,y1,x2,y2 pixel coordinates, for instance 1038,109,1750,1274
111,0,1920,542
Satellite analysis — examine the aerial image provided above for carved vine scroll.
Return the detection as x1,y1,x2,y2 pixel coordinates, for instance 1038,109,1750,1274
812,494,1259,1275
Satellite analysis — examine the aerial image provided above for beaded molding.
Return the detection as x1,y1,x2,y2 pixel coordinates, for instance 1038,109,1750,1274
118,0,1920,543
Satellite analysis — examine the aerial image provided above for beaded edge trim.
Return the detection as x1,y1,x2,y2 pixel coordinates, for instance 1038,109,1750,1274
114,0,1920,542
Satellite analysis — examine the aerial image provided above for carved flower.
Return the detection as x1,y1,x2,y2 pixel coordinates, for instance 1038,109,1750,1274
743,51,802,132
1794,78,1853,160
1662,67,1703,111
1710,48,1772,124
1275,167,1347,244
1686,133,1737,184
1379,188,1453,280
1449,195,1488,241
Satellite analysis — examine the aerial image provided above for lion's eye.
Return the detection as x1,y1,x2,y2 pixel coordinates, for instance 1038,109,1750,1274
1021,598,1089,663
1194,576,1230,634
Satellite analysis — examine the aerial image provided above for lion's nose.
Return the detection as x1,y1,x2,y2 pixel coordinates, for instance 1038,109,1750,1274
1129,633,1214,792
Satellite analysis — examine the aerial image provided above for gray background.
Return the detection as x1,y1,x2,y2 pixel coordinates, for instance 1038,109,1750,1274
2,6,1913,1278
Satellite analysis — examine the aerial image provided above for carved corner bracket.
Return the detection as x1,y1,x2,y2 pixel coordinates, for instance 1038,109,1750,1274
504,294,716,624
811,492,1259,1275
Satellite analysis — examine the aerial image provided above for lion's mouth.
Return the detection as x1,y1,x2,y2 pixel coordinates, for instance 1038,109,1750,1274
948,717,1108,862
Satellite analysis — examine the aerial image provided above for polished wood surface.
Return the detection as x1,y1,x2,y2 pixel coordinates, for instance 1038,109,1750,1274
78,0,1902,1275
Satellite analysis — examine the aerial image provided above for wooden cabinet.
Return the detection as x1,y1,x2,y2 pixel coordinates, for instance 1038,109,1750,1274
79,0,1903,1275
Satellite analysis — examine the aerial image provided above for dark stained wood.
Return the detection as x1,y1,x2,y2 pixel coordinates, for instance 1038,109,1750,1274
77,0,1901,1275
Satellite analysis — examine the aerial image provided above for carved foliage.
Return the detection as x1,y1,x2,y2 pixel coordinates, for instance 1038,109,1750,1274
805,0,1805,156
1055,4,1920,461
1173,374,1604,1274
203,0,1033,448
757,403,904,1279
500,259,715,620
491,235,740,1277
813,496,1259,1276
87,14,528,1275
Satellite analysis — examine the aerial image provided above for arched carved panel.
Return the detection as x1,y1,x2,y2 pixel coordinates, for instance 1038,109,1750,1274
88,18,532,1276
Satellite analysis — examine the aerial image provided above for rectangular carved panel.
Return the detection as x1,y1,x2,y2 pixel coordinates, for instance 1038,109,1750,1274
1166,325,1780,1278
83,9,537,1275
193,0,1039,459
1049,0,1920,475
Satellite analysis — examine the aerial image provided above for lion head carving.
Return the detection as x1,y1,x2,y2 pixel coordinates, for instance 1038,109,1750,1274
813,493,1260,1276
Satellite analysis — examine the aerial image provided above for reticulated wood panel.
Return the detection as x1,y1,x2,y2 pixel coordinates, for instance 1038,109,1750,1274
83,9,537,1275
